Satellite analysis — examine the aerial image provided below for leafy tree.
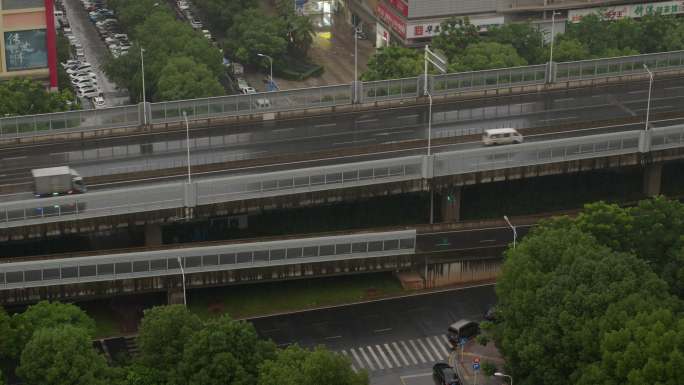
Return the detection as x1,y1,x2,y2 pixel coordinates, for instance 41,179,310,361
0,307,17,361
432,17,480,61
496,223,676,385
663,21,684,51
0,78,75,116
564,14,612,56
257,345,368,385
181,315,276,385
16,325,109,385
638,14,679,53
548,38,590,62
136,305,201,383
108,0,171,32
226,9,289,66
487,23,545,64
156,57,224,101
193,0,257,37
576,308,684,385
0,368,4,385
13,300,95,352
361,46,422,81
287,15,315,56
449,42,527,72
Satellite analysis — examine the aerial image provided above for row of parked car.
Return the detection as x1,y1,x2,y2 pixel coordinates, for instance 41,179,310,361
175,0,213,41
82,0,131,58
61,60,105,107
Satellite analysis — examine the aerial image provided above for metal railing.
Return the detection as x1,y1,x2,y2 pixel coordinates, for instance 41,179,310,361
0,230,416,289
1,125,681,228
3,50,684,140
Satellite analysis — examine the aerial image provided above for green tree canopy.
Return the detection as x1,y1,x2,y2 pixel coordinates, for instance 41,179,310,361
548,38,590,62
226,9,289,66
0,78,75,116
0,307,17,361
181,315,276,385
432,17,480,60
13,300,95,353
17,325,109,385
193,0,257,37
156,57,224,101
287,14,315,56
449,42,527,72
136,305,201,383
257,345,368,385
496,221,678,385
487,23,545,64
361,46,422,81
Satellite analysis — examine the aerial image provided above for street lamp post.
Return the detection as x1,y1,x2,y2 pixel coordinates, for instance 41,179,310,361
503,215,517,249
643,64,653,131
140,46,146,125
354,27,360,82
182,112,192,184
257,53,273,91
494,372,513,385
549,11,561,65
177,257,187,307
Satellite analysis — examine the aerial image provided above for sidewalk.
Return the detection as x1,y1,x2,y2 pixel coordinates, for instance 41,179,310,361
449,339,507,385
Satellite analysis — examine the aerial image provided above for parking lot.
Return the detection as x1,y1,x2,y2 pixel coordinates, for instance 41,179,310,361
60,0,129,108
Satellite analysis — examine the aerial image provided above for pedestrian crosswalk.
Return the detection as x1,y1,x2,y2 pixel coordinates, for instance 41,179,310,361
339,334,453,373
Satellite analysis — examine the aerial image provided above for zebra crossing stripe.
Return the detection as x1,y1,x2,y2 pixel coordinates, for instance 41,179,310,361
425,337,443,360
350,348,368,370
366,346,385,370
416,338,435,361
392,342,411,366
440,334,450,344
375,344,393,369
383,343,402,367
408,339,426,363
340,350,358,372
432,335,451,358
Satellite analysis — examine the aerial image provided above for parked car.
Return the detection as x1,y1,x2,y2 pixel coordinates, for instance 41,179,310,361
61,59,80,69
66,63,92,75
77,87,100,98
433,363,461,385
70,71,97,81
190,18,203,29
484,305,498,322
93,95,106,108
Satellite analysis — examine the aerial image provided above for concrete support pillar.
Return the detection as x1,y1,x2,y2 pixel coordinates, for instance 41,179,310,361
144,223,162,247
440,186,462,223
643,163,663,197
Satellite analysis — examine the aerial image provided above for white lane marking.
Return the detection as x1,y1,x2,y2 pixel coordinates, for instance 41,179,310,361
397,114,419,119
375,344,393,369
2,156,27,161
350,348,366,369
392,342,411,366
271,127,294,133
665,85,684,90
539,115,578,122
425,337,443,360
441,335,450,344
416,338,436,362
366,346,385,370
356,347,375,370
357,118,379,124
383,343,402,368
433,335,451,358
314,123,336,128
554,97,575,102
408,339,426,363
479,239,496,243
401,372,433,379
332,138,375,146
325,335,342,340
374,327,392,333
628,90,647,94
340,350,358,372
592,94,602,98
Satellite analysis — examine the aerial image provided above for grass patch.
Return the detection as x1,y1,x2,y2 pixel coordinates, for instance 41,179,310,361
188,272,405,320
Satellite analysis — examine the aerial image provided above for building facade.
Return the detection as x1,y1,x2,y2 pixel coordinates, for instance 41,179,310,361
0,0,57,88
347,0,680,47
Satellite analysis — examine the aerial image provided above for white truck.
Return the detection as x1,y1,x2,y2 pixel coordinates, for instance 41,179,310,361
31,166,86,197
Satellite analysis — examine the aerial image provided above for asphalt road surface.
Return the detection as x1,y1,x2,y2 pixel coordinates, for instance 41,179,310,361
417,225,533,253
247,284,496,385
1,77,682,199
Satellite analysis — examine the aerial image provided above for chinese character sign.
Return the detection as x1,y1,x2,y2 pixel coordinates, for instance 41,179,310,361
4,29,47,71
569,1,684,23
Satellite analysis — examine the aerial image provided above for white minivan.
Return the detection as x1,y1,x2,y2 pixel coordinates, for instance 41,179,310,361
482,128,523,146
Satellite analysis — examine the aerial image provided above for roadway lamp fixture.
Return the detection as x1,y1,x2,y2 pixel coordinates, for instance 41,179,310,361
177,257,187,307
257,53,273,91
494,372,513,385
643,64,653,131
503,215,517,249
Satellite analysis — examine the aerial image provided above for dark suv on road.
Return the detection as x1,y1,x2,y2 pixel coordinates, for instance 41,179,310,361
433,362,461,385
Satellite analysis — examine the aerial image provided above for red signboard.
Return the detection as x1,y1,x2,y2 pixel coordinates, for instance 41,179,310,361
388,0,409,17
376,3,406,38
